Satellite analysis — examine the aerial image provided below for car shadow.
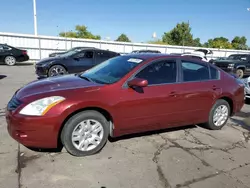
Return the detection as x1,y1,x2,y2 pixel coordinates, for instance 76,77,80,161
0,75,7,80
0,62,34,66
26,125,197,154
245,100,250,105
234,111,250,118
109,125,197,142
15,62,34,66
230,117,250,132
26,144,64,153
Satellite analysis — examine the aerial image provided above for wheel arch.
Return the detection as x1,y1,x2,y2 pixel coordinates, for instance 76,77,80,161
218,96,234,116
236,66,246,71
49,63,68,72
57,106,114,147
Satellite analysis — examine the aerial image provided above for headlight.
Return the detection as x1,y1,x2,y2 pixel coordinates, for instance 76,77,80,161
19,96,65,116
228,64,234,68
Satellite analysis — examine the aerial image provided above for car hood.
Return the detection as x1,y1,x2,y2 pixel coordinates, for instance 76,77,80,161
16,74,103,100
50,52,66,57
36,56,65,65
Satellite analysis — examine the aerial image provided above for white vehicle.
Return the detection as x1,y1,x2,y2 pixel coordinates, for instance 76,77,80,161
241,76,250,101
180,49,213,62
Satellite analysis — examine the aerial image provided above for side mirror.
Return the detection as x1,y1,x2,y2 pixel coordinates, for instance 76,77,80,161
127,78,148,88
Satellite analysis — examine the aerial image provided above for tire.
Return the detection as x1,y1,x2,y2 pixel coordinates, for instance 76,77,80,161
4,56,16,66
48,65,67,77
245,98,250,104
61,110,109,157
236,69,244,79
203,99,230,130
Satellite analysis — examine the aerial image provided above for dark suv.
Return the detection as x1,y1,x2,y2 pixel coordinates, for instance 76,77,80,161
0,44,29,66
35,48,120,77
213,54,250,78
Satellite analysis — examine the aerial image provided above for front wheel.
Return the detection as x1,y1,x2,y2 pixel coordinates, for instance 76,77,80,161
48,65,67,77
203,99,230,130
61,111,109,157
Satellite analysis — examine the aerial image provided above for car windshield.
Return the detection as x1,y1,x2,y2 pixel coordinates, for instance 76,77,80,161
227,55,247,61
60,48,82,57
80,56,144,84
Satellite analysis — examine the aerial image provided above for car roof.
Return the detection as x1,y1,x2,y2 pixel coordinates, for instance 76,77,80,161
229,54,249,56
122,53,175,60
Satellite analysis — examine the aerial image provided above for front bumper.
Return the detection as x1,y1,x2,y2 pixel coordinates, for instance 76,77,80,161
35,65,49,77
6,110,60,148
17,55,29,62
245,87,250,99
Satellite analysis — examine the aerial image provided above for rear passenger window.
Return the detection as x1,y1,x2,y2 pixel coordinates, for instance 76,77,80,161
210,66,219,80
181,61,209,82
135,60,177,85
97,51,109,58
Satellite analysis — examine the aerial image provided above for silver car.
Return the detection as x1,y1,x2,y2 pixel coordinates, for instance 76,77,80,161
241,77,250,101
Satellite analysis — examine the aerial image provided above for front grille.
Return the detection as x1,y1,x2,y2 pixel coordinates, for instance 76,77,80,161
7,95,22,111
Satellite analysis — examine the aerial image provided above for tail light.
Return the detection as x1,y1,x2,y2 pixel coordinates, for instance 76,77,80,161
22,50,27,55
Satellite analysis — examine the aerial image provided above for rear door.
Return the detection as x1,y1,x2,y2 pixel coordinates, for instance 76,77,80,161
70,50,95,73
173,59,221,125
94,50,113,65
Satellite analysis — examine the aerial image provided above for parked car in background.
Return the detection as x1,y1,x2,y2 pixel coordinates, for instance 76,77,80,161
131,50,161,53
6,54,244,157
209,57,227,64
35,48,120,77
49,47,93,57
0,44,29,66
240,76,250,102
181,49,213,62
213,54,250,78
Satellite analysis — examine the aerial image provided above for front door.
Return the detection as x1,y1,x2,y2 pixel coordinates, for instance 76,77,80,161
115,59,184,134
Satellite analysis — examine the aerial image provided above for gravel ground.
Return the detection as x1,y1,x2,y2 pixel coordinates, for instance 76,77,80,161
0,63,250,188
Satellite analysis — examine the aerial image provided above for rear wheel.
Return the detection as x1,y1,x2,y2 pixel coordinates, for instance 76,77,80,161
61,111,109,157
203,99,230,130
48,65,67,77
4,56,16,66
236,69,244,78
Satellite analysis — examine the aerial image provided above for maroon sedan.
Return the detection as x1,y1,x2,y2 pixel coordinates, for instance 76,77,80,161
6,54,245,157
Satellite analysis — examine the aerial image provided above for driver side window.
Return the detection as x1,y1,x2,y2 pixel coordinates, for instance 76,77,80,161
135,60,177,85
76,51,94,59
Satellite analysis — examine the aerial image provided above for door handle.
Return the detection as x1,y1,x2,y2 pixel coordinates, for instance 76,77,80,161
212,85,220,90
169,91,177,97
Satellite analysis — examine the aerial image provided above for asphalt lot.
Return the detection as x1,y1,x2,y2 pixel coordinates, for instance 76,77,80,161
0,63,250,188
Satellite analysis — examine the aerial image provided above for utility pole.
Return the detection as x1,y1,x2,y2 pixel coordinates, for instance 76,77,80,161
33,0,38,36
182,20,189,47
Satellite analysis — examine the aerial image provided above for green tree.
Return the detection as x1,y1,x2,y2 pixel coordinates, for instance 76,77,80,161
115,34,131,42
203,37,232,49
231,36,248,50
162,22,201,47
59,25,101,40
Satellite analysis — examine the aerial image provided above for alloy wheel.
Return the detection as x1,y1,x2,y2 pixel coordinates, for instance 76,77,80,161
213,105,229,127
71,119,104,151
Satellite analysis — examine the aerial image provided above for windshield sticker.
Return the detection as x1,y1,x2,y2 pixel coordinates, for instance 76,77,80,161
127,58,143,63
